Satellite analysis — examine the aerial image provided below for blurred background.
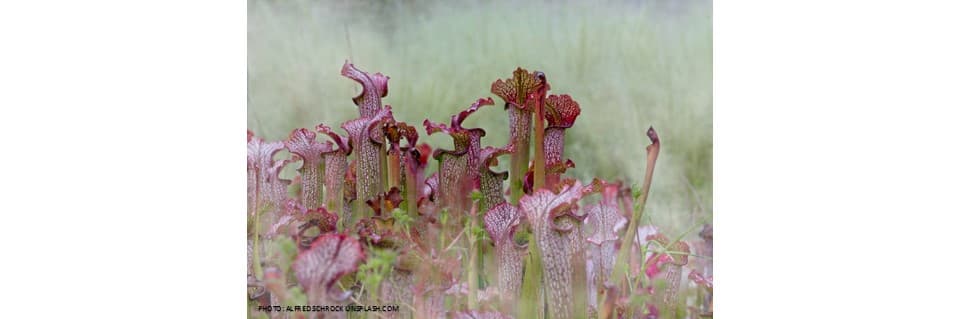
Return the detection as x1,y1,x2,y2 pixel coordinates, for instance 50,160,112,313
248,0,711,235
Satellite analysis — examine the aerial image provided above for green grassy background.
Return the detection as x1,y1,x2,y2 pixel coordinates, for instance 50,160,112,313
248,0,712,236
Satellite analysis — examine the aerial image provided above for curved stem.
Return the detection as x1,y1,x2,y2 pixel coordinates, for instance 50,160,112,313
611,127,660,289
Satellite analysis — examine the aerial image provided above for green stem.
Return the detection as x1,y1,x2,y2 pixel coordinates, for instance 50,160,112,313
533,104,545,190
611,127,660,289
251,169,264,281
468,214,479,310
519,232,544,319
253,206,263,280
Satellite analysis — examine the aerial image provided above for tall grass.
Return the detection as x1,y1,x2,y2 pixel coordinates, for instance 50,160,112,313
248,0,712,235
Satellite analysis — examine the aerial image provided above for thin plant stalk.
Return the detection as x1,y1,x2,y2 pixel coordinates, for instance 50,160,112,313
404,161,418,216
467,203,480,310
531,71,548,190
610,127,660,289
253,204,263,280
519,236,544,319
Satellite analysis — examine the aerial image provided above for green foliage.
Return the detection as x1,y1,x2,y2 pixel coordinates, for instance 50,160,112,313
356,247,398,299
390,208,414,235
439,208,450,226
268,236,298,271
284,286,308,307
469,190,483,202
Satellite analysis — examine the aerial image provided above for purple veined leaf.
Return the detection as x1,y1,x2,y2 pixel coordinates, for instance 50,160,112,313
357,188,402,248
266,158,294,203
635,224,662,275
301,207,340,233
491,68,545,202
424,98,492,212
266,198,306,238
340,159,358,232
478,144,514,211
383,121,403,190
542,126,567,173
342,106,394,220
268,214,297,239
644,233,691,311
385,121,420,211
543,94,581,189
369,112,391,200
423,172,439,203
669,241,690,267
642,233,673,279
432,147,468,212
247,131,287,216
316,123,352,224
644,250,673,281
635,225,661,249
491,68,542,111
285,128,334,210
518,181,592,319
403,142,430,217
424,97,494,173
506,108,531,200
355,216,398,248
689,269,714,318
585,181,628,290
646,234,690,267
341,60,389,118
662,262,683,313
482,203,526,308
295,207,341,250
294,233,366,305
688,270,713,292
523,159,577,194
544,94,581,129
558,211,590,319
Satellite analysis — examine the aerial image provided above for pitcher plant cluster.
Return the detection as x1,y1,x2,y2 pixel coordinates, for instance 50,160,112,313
247,61,713,319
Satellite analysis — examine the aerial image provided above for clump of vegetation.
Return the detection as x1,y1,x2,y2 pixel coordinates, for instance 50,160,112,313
248,62,712,319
